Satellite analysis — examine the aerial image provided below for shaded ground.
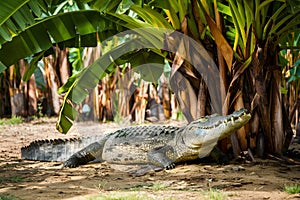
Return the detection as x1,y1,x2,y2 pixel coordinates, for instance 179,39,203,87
0,118,300,200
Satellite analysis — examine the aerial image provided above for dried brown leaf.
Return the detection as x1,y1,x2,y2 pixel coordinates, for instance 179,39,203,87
205,13,233,71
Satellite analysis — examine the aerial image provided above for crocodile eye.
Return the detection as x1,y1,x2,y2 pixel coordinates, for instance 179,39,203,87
198,117,208,122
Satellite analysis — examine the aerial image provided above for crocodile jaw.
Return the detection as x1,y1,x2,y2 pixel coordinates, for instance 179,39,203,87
183,108,251,149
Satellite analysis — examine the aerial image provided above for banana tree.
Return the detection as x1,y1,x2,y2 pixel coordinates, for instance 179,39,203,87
1,0,299,157
0,0,125,117
0,0,213,129
210,0,300,155
0,0,228,162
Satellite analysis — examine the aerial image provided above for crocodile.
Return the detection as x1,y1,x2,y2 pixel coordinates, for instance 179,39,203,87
21,108,251,175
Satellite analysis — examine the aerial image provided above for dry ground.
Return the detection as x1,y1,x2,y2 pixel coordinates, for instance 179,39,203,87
0,118,300,200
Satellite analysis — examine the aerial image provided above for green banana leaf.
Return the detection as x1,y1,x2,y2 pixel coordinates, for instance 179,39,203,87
0,10,123,67
57,34,167,133
0,0,47,44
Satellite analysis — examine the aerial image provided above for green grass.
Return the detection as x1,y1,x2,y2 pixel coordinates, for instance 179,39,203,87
89,192,173,200
90,184,228,200
122,182,169,191
0,176,23,183
0,195,19,200
89,189,227,200
9,177,23,182
283,184,300,194
0,116,22,125
206,188,227,200
151,182,169,190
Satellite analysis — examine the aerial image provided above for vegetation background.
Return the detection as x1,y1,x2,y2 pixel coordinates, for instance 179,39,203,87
0,0,300,159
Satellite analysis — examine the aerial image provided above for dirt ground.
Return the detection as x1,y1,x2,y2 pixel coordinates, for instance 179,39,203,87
0,118,300,200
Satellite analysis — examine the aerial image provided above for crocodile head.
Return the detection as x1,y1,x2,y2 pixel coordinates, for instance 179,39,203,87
181,108,251,152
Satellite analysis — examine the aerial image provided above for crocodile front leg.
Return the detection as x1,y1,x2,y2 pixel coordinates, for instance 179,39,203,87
64,142,103,168
147,145,176,170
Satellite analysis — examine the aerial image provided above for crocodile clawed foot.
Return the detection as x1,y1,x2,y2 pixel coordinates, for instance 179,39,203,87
63,157,79,168
165,163,176,170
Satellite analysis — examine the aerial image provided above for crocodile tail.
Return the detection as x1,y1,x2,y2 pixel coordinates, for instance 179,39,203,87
21,135,105,162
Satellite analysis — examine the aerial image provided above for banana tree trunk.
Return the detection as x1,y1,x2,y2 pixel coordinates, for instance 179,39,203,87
9,63,26,116
134,80,148,124
160,74,171,119
83,47,101,121
58,48,70,85
27,70,37,116
251,42,286,154
0,72,9,116
43,56,60,115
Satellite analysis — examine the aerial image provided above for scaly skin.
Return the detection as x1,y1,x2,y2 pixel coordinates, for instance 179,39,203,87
22,108,251,175
64,109,251,174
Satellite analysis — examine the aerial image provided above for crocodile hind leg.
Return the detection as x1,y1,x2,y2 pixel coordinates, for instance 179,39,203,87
64,141,104,168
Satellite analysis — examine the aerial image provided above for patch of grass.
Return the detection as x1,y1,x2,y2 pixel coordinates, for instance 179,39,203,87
0,116,22,125
283,184,300,194
95,183,107,190
9,176,23,182
203,188,227,200
151,182,169,190
123,183,153,190
4,163,18,168
0,176,23,183
89,192,169,200
89,194,144,200
37,102,44,118
0,195,19,200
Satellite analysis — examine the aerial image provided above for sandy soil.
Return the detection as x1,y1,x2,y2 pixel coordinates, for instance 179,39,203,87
0,118,300,200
